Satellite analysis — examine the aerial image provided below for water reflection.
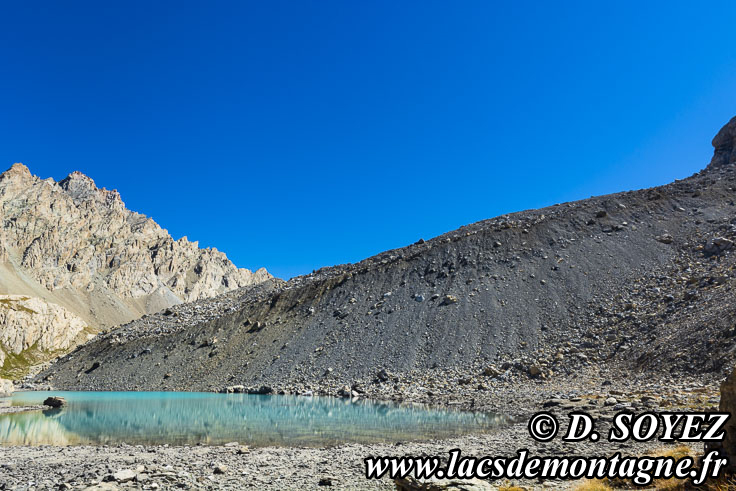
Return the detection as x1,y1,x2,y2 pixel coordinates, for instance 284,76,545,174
1,391,508,446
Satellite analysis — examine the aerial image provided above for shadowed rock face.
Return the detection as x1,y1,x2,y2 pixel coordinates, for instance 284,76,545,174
37,116,736,394
0,164,271,375
710,116,736,168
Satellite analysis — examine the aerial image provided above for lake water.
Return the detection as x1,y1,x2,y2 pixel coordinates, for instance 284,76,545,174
0,391,508,446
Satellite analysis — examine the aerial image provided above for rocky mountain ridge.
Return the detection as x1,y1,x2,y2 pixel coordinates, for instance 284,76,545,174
0,163,271,376
38,116,736,398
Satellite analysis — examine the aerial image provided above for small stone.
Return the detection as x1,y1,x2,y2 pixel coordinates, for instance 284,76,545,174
705,237,734,255
113,469,136,483
440,295,459,306
543,398,564,408
377,368,390,382
213,464,228,475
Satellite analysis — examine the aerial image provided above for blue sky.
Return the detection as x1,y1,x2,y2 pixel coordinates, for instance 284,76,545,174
1,2,736,279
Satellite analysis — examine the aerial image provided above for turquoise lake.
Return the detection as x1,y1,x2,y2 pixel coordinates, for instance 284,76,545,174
0,391,507,446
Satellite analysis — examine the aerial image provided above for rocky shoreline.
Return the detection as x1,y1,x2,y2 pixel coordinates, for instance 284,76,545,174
0,403,45,415
0,369,721,490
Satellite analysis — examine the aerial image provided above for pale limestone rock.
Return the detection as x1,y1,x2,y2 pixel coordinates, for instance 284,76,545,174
0,295,88,368
0,163,270,303
0,163,271,372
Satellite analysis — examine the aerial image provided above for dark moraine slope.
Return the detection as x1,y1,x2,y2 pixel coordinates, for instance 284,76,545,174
38,116,736,392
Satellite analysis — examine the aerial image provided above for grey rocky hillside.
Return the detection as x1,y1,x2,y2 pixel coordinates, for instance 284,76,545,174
0,164,271,377
38,116,736,394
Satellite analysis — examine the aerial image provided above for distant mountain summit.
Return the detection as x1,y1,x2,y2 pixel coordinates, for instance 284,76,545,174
0,163,271,377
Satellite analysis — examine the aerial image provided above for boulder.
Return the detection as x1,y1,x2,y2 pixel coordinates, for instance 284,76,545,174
112,469,135,483
705,237,734,256
43,396,66,408
377,368,391,382
248,385,272,395
222,385,245,394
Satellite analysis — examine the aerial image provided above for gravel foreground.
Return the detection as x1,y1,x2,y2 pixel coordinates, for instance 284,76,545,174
0,370,719,490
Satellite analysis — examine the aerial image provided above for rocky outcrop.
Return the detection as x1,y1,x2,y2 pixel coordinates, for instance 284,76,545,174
0,163,271,375
709,115,736,168
0,164,270,303
0,295,90,374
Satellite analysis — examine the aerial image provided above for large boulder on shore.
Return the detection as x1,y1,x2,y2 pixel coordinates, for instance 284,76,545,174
43,396,66,408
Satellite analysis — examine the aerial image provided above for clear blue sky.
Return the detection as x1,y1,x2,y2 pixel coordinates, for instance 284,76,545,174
2,2,736,279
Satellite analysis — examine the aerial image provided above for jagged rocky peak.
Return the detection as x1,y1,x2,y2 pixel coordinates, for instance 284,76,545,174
710,115,736,168
58,170,122,208
0,161,272,317
0,161,273,376
1,162,32,181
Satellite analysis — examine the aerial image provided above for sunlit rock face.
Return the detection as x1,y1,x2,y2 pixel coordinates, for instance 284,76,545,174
0,295,89,369
0,163,270,302
0,163,271,375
